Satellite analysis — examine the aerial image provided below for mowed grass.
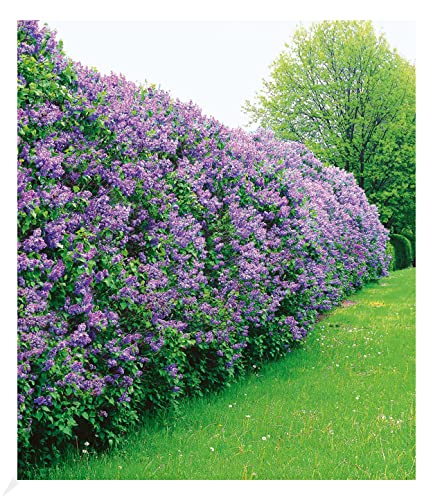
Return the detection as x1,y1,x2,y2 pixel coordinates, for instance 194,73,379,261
31,268,415,480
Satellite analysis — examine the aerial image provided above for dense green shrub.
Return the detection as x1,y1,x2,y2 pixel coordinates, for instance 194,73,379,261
386,241,396,272
401,228,416,266
390,234,413,270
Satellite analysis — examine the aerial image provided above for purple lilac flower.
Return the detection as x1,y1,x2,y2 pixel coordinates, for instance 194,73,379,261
118,391,131,404
17,20,390,461
69,324,92,347
34,395,52,407
165,364,178,377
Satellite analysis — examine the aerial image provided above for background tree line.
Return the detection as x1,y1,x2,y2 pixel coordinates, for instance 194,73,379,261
244,20,415,265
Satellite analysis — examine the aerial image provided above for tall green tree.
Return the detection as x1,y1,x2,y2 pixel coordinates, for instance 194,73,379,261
244,20,415,244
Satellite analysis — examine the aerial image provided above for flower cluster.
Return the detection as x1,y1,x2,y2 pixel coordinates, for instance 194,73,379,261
17,21,389,467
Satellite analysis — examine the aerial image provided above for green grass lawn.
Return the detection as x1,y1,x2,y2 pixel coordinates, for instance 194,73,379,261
30,268,415,480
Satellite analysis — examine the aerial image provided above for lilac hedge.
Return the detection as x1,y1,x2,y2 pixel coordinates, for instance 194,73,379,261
17,21,389,466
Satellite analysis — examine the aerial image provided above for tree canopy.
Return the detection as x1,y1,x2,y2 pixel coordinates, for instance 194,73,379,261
244,21,415,245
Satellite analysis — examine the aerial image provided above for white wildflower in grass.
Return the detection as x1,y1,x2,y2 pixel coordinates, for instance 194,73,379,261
84,441,90,446
355,395,360,400
82,449,88,454
245,415,251,419
262,436,267,441
228,404,233,408
210,447,215,452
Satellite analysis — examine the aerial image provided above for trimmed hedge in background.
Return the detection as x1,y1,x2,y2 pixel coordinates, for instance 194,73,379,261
17,21,390,471
401,228,416,266
389,234,413,270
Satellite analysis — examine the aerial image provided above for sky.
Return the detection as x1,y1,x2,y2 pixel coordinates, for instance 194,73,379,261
40,20,416,130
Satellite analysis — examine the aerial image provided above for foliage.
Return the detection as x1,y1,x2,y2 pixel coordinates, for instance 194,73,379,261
243,20,416,246
389,234,413,270
27,269,416,480
400,227,416,266
17,21,389,469
386,241,396,272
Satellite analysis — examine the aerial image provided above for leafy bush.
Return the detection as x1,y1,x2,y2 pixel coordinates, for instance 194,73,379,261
389,234,413,270
386,241,396,272
17,21,390,470
401,228,416,266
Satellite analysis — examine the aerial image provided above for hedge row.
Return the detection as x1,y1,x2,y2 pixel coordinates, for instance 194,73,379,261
17,21,390,468
389,234,413,270
386,241,397,272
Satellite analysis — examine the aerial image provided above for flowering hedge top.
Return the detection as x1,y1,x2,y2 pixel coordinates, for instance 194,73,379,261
17,21,389,465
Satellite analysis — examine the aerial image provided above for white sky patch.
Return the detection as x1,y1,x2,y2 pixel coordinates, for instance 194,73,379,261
40,20,415,130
